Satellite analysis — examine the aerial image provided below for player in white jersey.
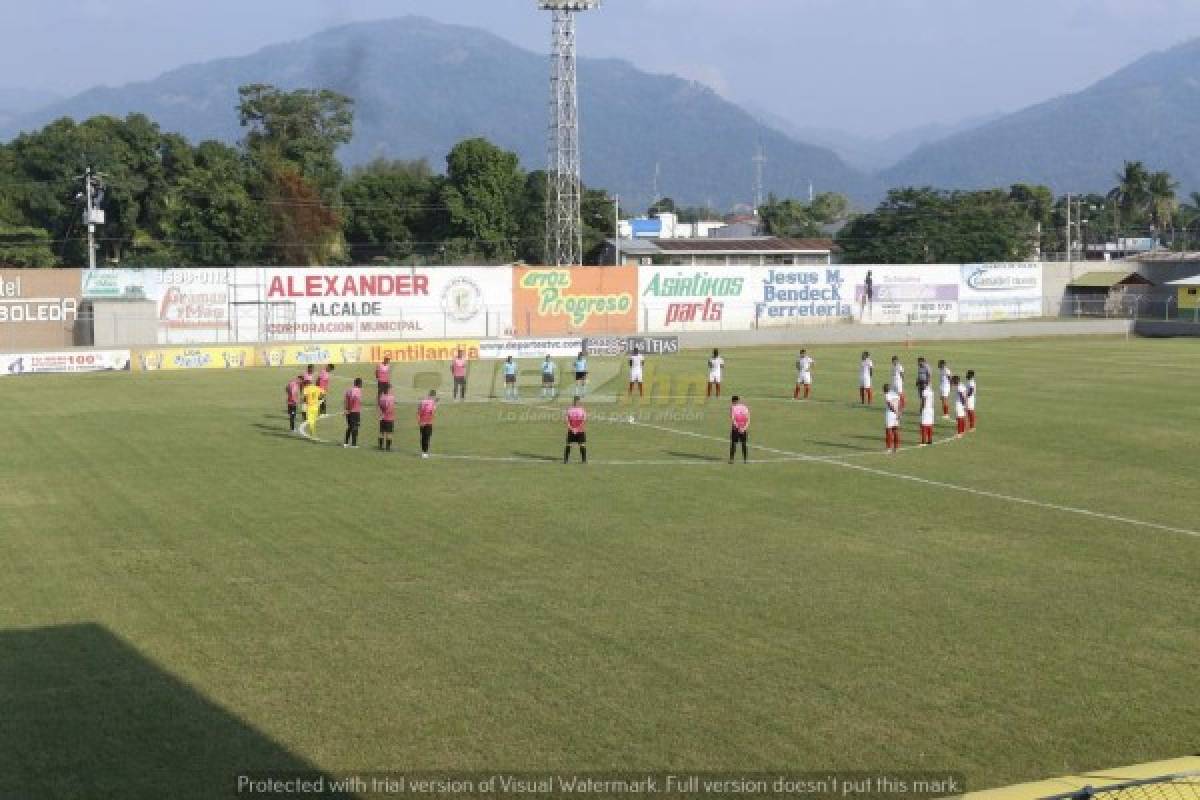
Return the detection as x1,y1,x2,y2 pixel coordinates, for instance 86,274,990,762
918,380,935,446
883,383,901,453
937,359,952,419
890,356,906,412
706,348,724,398
794,349,814,400
951,375,967,438
859,351,874,405
965,369,977,432
628,347,645,397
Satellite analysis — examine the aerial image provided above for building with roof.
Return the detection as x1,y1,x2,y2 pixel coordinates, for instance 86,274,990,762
600,237,838,267
1166,273,1200,320
1063,270,1154,316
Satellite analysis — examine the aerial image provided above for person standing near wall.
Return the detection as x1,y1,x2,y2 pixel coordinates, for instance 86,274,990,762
451,350,468,401
417,390,437,459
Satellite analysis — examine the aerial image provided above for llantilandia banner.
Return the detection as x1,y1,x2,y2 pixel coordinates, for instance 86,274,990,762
260,340,479,367
512,266,638,335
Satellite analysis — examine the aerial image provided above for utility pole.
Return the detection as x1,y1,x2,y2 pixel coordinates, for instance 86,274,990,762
614,195,620,266
78,167,106,270
1065,192,1072,263
753,144,766,212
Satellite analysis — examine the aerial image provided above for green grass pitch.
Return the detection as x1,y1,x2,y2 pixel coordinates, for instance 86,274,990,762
1,335,1197,798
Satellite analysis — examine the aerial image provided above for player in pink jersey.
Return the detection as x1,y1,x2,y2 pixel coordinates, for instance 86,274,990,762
417,390,438,458
729,395,750,464
564,397,588,464
302,364,315,387
317,363,335,416
375,357,392,399
343,377,363,448
285,375,302,432
378,385,397,451
451,350,468,401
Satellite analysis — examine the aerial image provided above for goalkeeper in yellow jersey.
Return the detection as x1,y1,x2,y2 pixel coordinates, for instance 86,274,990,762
302,381,324,438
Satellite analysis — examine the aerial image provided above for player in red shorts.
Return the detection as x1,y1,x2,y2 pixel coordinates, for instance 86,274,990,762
952,375,967,439
884,383,900,453
918,379,934,446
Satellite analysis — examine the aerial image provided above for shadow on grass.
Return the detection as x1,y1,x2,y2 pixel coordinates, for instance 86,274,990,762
251,423,339,447
663,450,723,462
511,451,560,462
0,623,354,800
804,440,875,452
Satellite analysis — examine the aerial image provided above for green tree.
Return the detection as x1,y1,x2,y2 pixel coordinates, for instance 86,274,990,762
237,84,353,197
1146,170,1178,239
581,186,615,265
837,187,1038,264
341,158,438,264
440,138,524,263
238,84,354,265
158,140,270,265
758,194,821,237
648,197,676,216
516,170,548,265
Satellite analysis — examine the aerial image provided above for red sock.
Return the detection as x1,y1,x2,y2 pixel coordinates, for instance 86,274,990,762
968,411,976,430
942,399,949,415
804,385,811,399
957,418,965,435
867,389,873,404
794,386,801,399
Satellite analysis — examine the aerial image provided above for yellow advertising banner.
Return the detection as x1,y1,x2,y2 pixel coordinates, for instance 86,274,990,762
259,340,480,368
360,340,480,364
133,346,256,371
257,342,374,369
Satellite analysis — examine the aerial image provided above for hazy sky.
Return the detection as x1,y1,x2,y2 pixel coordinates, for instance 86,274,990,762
6,0,1200,138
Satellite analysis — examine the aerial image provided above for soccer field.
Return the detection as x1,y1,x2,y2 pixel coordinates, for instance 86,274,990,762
2,335,1197,798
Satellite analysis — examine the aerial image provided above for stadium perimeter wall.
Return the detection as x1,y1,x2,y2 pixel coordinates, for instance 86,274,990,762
672,318,1135,349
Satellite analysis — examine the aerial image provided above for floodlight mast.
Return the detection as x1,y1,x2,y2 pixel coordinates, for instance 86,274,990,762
540,0,600,267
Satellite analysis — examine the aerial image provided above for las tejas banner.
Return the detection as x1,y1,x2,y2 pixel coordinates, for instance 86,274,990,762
1,349,130,376
512,266,638,335
262,267,511,341
638,267,757,332
850,265,961,325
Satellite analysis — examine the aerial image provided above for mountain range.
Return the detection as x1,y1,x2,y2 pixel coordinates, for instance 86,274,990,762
4,17,1200,207
0,17,873,211
882,38,1200,194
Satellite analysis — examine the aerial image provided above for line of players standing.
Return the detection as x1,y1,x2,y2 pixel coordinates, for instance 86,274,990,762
283,347,977,462
854,351,978,453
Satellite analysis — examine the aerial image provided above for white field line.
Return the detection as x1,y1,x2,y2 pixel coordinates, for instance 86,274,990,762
288,397,1200,539
628,418,1200,540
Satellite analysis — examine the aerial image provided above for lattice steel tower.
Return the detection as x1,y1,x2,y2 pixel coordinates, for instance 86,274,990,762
541,1,599,267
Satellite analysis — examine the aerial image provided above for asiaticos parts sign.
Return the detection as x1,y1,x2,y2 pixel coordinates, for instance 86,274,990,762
639,268,756,332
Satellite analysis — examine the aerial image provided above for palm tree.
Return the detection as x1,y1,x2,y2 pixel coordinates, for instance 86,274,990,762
1146,170,1179,246
1107,161,1151,241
